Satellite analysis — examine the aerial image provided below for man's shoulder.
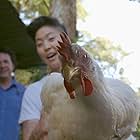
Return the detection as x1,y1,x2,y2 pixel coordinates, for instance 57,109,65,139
15,81,25,88
14,81,26,94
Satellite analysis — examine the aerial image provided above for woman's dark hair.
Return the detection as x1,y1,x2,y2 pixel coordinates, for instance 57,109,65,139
0,48,17,70
27,16,67,41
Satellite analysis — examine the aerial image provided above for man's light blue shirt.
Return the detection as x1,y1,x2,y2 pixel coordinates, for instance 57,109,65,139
0,79,25,140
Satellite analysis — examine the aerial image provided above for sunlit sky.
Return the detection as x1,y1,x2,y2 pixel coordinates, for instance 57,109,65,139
78,0,140,89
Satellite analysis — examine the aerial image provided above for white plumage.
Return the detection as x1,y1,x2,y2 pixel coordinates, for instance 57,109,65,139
41,34,140,140
41,69,140,140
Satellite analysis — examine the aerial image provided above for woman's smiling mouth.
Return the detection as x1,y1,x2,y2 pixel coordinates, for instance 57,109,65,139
47,52,57,60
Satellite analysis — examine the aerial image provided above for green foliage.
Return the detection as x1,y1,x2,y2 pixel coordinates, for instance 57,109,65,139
10,0,129,79
77,0,88,21
28,66,47,82
136,120,140,139
10,0,88,22
15,69,32,85
77,32,129,77
15,66,47,85
90,37,128,64
9,0,51,19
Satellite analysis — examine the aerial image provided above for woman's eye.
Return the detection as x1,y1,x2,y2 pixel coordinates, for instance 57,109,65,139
48,37,55,42
36,43,43,47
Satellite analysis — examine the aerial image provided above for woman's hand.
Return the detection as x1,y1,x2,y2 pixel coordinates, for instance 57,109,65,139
29,111,48,140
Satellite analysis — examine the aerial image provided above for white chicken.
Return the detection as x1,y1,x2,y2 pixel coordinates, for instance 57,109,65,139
41,33,140,140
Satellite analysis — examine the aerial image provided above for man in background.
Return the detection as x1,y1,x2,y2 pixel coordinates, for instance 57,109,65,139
0,48,25,140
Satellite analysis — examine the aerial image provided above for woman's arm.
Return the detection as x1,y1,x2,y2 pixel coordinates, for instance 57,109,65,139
22,119,38,140
22,112,48,140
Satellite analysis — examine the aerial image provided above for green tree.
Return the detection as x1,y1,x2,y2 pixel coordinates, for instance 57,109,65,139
9,0,87,40
9,0,129,80
77,33,129,78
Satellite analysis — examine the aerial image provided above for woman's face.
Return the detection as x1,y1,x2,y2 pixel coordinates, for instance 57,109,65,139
35,26,62,72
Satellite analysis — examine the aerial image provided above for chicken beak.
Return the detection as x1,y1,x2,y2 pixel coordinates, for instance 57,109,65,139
62,64,80,81
62,65,78,99
64,79,76,99
62,65,93,98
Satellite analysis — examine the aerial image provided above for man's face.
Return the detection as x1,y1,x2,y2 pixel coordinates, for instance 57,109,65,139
35,26,62,72
0,53,14,79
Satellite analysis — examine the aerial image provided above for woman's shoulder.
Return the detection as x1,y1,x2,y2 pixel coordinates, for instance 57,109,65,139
28,76,48,88
24,76,47,96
